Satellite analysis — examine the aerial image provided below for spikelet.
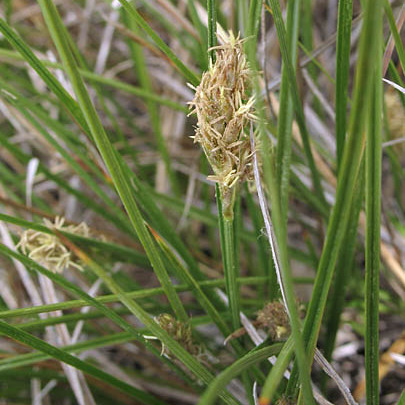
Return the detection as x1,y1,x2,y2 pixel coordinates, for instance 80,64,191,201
17,216,90,273
275,395,296,405
155,314,202,357
189,31,255,219
256,301,290,341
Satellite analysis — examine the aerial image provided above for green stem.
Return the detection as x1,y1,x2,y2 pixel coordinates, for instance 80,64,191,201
207,0,217,63
365,24,383,405
217,185,240,331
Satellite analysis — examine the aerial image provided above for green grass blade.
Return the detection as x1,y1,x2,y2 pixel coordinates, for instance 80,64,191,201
207,0,217,63
260,337,294,405
266,0,326,207
322,173,363,366
287,0,385,395
335,0,353,169
364,25,383,405
0,87,127,221
275,0,299,229
198,343,283,405
37,0,187,321
0,276,270,320
399,390,405,405
0,331,136,371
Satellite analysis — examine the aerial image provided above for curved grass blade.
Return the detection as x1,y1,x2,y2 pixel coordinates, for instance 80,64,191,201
198,343,283,405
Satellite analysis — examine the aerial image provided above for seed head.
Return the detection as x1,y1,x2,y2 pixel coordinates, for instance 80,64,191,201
17,216,90,273
275,395,296,405
189,31,255,218
256,301,290,341
155,314,201,357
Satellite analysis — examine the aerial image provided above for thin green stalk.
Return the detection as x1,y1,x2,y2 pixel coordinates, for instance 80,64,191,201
255,139,314,405
247,0,262,51
266,0,326,207
335,0,353,170
323,171,363,367
364,24,383,404
216,185,240,331
207,0,217,63
187,0,208,70
236,0,249,35
0,276,271,320
275,0,300,228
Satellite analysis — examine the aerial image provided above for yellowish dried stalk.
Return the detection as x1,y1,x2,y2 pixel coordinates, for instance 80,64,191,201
189,31,256,218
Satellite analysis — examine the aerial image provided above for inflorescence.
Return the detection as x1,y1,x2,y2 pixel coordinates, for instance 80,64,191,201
189,31,256,218
17,216,90,273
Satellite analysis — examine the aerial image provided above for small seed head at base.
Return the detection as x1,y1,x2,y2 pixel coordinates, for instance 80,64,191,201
256,301,290,341
189,31,255,218
155,314,201,357
17,216,90,273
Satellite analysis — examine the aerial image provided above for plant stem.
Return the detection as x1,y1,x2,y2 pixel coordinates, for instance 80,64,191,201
217,185,240,331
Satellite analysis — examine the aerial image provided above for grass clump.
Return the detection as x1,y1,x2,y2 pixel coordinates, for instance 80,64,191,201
0,1,404,405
